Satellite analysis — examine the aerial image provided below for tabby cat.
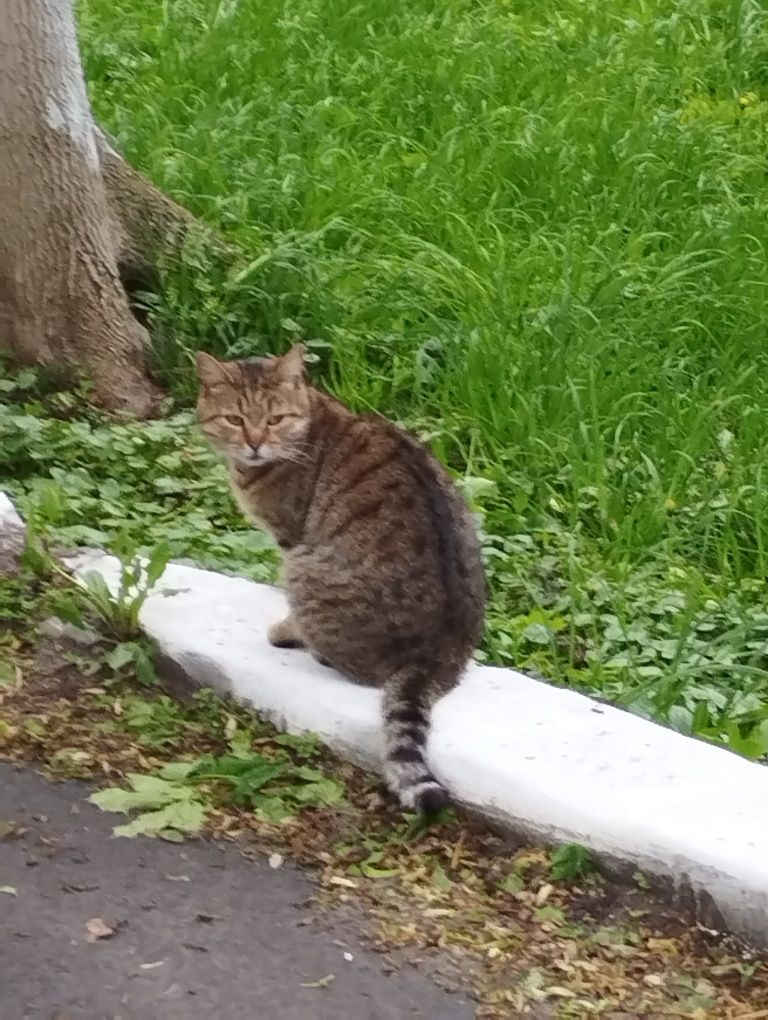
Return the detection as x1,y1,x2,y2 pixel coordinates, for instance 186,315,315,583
196,345,486,813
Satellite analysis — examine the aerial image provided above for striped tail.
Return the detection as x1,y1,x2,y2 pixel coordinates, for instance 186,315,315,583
382,669,451,815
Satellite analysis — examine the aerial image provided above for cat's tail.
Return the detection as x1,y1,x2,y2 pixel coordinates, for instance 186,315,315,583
382,668,451,815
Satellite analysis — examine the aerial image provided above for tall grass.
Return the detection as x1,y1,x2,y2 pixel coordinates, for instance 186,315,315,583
76,0,768,747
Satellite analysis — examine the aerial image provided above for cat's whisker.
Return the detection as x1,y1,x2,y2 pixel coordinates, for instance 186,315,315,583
281,447,314,465
290,440,319,455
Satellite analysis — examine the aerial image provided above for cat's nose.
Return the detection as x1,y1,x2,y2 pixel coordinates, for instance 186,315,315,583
243,427,265,452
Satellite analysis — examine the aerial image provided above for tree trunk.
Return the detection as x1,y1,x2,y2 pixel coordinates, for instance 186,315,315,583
94,127,235,309
0,0,161,417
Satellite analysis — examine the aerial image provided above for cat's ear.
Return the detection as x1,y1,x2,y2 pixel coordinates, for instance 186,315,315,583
275,343,306,383
196,351,234,388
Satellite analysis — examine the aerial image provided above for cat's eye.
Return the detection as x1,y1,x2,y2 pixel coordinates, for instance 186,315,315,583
267,414,285,426
224,414,244,426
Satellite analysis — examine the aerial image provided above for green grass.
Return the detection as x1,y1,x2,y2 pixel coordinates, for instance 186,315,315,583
5,0,768,753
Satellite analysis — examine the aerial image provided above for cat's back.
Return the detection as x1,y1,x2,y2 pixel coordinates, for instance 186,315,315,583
304,406,485,639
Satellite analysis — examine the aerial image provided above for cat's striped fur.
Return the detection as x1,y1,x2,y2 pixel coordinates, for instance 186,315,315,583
196,345,486,813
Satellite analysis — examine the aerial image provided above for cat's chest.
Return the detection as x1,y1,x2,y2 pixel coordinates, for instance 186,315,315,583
230,470,303,545
231,480,266,527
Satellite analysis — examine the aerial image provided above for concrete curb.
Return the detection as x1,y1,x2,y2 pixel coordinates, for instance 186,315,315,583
56,545,768,949
0,492,25,576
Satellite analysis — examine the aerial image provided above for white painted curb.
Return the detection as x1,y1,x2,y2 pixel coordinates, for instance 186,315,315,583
0,491,25,564
56,546,768,948
0,492,24,529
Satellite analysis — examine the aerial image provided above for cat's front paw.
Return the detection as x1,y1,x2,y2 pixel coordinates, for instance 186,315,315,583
268,617,305,649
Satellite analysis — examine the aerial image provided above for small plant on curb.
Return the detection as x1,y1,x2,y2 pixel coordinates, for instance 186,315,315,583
75,537,171,641
18,483,170,643
19,498,171,685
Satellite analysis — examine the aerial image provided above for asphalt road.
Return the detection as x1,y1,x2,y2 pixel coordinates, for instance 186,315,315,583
0,763,473,1019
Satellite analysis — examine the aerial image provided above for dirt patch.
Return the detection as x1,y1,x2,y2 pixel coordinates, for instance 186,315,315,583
12,638,84,703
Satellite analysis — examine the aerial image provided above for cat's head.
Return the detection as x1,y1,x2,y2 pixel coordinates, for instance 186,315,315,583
195,344,311,466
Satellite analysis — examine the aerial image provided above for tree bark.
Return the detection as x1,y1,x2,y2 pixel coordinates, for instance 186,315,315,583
0,0,161,416
94,127,235,307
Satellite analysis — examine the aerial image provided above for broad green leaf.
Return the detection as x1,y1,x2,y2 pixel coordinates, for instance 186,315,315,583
500,873,524,894
292,778,345,806
604,653,630,668
521,623,551,645
104,642,136,672
81,571,114,603
89,774,194,813
228,729,255,758
113,800,206,838
194,755,284,785
549,843,596,882
128,773,195,798
159,760,200,781
457,475,497,506
667,705,693,735
724,719,768,760
255,796,295,823
145,541,172,587
89,787,157,814
230,764,286,804
273,732,320,755
158,828,186,843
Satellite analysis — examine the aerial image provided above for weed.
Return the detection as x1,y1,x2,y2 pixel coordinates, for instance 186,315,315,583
19,512,171,683
89,772,207,840
118,694,199,749
89,724,349,835
549,843,597,883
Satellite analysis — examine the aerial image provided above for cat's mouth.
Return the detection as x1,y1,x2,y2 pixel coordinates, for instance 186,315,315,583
240,446,277,466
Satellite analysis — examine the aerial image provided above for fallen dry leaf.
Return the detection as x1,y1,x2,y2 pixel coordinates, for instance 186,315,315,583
300,973,335,989
647,936,679,955
85,917,115,942
0,820,25,840
535,882,554,906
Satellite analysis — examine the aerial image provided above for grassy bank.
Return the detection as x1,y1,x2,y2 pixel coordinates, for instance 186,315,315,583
11,0,768,747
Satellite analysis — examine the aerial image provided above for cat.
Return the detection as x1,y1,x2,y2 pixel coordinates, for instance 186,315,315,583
196,344,486,813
